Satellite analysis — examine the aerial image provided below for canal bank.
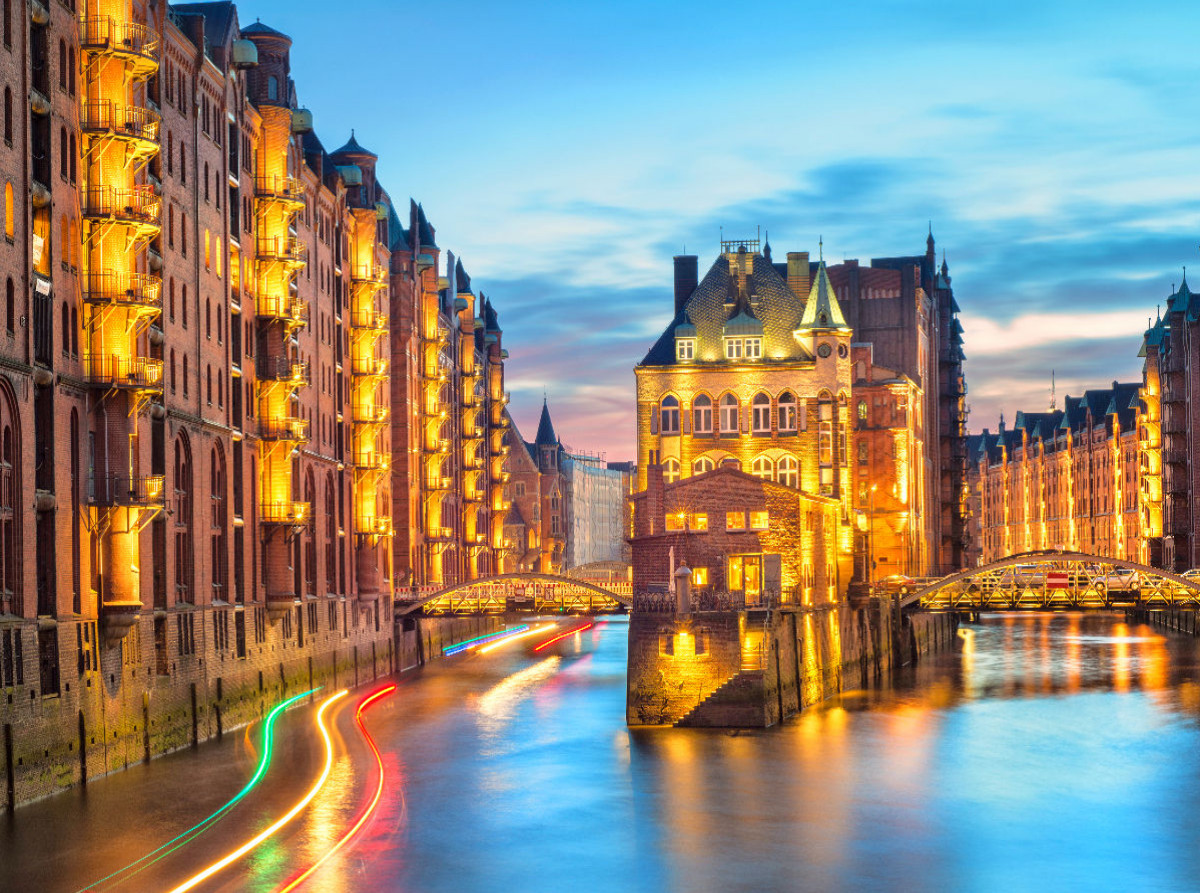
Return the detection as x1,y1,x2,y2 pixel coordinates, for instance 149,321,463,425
627,596,956,727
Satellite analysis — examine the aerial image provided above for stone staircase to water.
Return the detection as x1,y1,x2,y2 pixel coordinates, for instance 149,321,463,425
674,669,768,728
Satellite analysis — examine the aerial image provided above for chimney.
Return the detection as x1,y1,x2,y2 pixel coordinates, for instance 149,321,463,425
673,255,698,315
787,251,809,297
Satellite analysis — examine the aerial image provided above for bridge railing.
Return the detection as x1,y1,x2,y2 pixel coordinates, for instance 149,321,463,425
632,589,774,613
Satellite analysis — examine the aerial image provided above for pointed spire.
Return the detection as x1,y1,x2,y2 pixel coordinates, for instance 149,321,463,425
798,258,849,330
763,230,772,262
535,398,558,447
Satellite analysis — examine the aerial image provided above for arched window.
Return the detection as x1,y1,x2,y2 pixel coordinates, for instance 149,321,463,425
210,446,227,602
69,409,80,612
325,475,337,594
174,436,194,604
70,306,77,354
181,284,188,327
60,301,68,353
205,296,211,336
819,391,834,465
182,355,189,397
4,182,13,238
204,229,210,270
69,219,78,265
67,47,74,95
267,75,278,100
4,277,11,333
693,455,715,475
3,87,10,143
660,395,680,434
203,162,209,201
0,381,21,615
719,394,739,434
693,394,713,434
169,349,176,393
663,457,680,484
58,39,66,89
217,374,223,407
857,400,868,426
303,470,316,595
752,392,771,433
778,455,799,489
59,127,67,179
169,277,175,320
2,0,9,50
778,392,797,432
751,455,774,481
215,237,222,277
69,133,75,182
206,365,212,404
59,215,67,266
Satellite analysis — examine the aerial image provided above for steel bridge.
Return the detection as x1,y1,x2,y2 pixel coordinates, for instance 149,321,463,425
900,551,1200,612
398,573,632,616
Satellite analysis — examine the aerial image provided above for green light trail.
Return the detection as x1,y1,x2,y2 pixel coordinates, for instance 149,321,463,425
77,687,319,892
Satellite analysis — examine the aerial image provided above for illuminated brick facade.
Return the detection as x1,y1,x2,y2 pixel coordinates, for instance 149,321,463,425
634,234,966,596
968,382,1143,564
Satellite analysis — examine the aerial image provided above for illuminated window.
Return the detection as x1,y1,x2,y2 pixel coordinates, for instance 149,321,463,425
3,182,11,238
692,567,709,586
660,395,680,434
693,455,715,475
726,511,745,531
778,455,798,489
750,511,769,530
719,394,739,433
751,456,774,481
204,228,210,269
778,392,797,432
858,440,868,466
693,394,713,433
665,513,685,532
745,337,762,359
215,237,223,277
752,393,771,433
857,400,868,424
689,513,708,531
724,337,743,360
728,556,744,590
676,338,694,361
663,457,680,484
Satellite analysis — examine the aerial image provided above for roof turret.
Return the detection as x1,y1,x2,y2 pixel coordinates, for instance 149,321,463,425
798,259,849,330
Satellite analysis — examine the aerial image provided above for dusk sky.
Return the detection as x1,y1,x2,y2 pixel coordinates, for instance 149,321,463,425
246,0,1200,460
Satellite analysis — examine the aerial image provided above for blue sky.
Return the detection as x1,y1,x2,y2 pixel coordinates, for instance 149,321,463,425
241,0,1200,458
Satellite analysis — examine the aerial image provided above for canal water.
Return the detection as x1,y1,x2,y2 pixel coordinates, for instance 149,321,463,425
5,612,1200,892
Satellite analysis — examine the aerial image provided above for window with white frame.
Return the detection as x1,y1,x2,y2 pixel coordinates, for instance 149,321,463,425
676,338,694,361
719,394,739,433
745,337,762,359
778,455,799,489
751,455,774,481
660,395,680,434
663,457,680,484
778,392,797,432
693,394,713,433
751,393,771,433
693,455,715,475
724,338,743,360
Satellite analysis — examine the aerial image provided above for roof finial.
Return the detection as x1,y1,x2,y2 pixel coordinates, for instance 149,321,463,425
1049,370,1056,411
1183,265,1188,287
818,235,823,262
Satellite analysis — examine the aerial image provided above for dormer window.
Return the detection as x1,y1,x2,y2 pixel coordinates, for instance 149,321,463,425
724,338,743,360
745,337,762,359
676,338,694,361
723,336,761,360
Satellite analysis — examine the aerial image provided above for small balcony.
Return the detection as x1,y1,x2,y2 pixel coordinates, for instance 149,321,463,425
254,175,305,207
261,501,311,525
355,451,391,471
426,475,452,491
82,354,163,390
81,271,162,313
88,473,165,508
256,294,309,326
83,185,161,232
351,354,388,378
79,17,160,77
352,404,389,425
351,263,388,285
351,308,388,330
426,526,453,541
260,416,310,443
258,357,310,385
80,100,160,157
256,236,307,268
356,517,393,538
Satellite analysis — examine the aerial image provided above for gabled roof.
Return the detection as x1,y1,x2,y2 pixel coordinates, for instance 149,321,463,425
415,202,437,249
455,258,472,294
170,2,238,49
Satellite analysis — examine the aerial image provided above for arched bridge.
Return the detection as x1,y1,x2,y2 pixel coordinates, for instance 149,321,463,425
901,551,1200,612
398,573,632,616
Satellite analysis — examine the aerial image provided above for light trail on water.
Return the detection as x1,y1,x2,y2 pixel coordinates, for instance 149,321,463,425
76,687,319,893
444,625,530,656
275,683,398,892
165,689,349,893
477,623,554,654
534,622,594,652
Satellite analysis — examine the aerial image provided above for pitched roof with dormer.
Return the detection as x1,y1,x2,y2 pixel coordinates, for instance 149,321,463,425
640,247,842,367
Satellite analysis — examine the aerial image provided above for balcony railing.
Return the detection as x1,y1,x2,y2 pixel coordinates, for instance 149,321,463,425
80,100,160,144
257,357,310,385
88,473,165,508
81,271,162,310
78,17,160,70
260,417,311,442
425,526,453,540
356,517,393,537
426,476,452,491
256,236,307,266
256,294,309,325
261,501,311,525
351,355,388,377
351,263,388,285
352,404,388,424
254,175,305,204
355,451,390,471
82,185,160,227
350,309,388,330
82,354,163,389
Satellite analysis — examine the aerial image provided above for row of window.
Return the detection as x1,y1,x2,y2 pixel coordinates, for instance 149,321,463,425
675,336,764,362
658,392,816,435
662,454,802,488
664,510,770,532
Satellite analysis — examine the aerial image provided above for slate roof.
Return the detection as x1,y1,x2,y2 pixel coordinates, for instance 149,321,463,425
240,18,289,39
331,131,376,159
640,249,825,367
170,2,237,47
535,399,558,447
415,203,437,250
799,260,849,330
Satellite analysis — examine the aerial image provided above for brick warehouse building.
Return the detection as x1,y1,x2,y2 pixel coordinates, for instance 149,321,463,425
0,1,513,807
633,233,967,599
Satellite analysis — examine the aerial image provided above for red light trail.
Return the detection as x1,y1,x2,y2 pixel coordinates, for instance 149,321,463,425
534,622,594,652
275,683,397,892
